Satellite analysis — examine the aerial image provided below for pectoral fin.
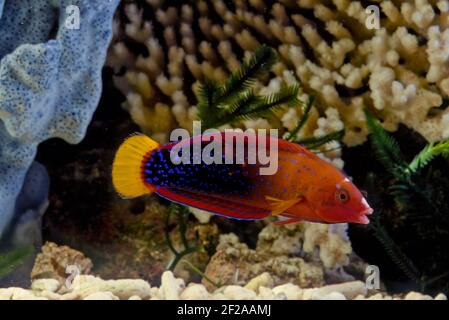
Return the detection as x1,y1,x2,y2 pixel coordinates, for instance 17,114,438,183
265,196,304,216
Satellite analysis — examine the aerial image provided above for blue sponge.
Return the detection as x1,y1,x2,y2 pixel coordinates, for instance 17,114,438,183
0,0,119,236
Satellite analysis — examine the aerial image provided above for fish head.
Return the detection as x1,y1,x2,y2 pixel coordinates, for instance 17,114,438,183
308,176,373,224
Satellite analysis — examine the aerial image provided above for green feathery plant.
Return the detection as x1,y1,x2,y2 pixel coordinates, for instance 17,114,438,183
365,109,449,203
197,45,300,129
164,204,220,288
406,140,449,175
365,109,449,179
0,246,33,280
164,204,202,271
363,108,449,293
364,109,407,179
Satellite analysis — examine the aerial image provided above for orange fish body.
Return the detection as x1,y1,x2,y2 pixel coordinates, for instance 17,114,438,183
112,132,372,224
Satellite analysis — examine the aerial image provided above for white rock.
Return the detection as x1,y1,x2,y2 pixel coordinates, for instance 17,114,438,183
405,292,433,300
435,293,447,300
189,207,212,223
318,292,347,300
257,286,275,300
32,279,60,293
244,272,274,293
149,287,161,299
308,281,367,300
129,295,142,300
223,285,257,300
180,283,209,300
272,283,302,300
83,291,119,300
0,288,47,300
0,288,13,300
209,292,227,300
160,271,185,300
71,275,151,299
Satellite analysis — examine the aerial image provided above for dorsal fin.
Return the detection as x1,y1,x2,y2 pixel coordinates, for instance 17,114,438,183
277,138,320,159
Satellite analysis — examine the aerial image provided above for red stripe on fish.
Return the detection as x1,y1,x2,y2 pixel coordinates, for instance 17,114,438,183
157,187,270,220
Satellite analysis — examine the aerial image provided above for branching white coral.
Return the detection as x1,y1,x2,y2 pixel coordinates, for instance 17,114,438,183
108,0,449,148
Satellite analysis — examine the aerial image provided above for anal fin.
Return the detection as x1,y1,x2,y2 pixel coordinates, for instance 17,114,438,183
274,216,304,225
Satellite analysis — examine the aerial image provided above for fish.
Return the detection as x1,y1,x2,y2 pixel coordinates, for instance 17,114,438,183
111,132,373,225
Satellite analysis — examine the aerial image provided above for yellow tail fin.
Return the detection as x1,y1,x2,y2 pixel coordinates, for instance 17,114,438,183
112,134,159,198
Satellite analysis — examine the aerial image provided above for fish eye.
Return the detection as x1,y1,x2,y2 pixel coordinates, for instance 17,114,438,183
335,189,350,203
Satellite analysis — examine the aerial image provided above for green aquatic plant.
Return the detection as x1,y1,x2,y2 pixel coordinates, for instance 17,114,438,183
164,204,202,271
0,246,33,280
363,109,449,294
163,204,220,288
197,45,300,129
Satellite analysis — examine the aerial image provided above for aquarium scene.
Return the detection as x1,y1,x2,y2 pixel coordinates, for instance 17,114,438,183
0,0,448,302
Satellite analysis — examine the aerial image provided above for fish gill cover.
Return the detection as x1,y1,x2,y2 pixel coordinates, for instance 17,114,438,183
0,0,120,236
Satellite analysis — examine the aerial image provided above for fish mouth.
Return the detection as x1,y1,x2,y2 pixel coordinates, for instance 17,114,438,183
355,207,373,224
361,207,374,215
356,214,370,224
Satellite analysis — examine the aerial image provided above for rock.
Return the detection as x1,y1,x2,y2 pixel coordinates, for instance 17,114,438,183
0,288,14,300
129,295,142,300
303,281,367,300
0,288,47,300
223,286,257,300
83,291,119,300
31,279,60,293
258,223,352,269
405,292,433,300
303,223,352,269
160,271,185,300
435,293,447,300
272,283,302,300
244,272,274,293
367,293,382,300
37,291,63,300
31,242,93,289
189,207,212,224
149,287,161,299
180,283,209,300
318,292,347,300
70,275,151,300
209,292,226,300
203,233,324,291
257,286,275,299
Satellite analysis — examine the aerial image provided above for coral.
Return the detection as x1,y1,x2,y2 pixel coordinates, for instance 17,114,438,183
202,222,353,291
110,0,449,148
0,0,119,236
257,222,352,269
